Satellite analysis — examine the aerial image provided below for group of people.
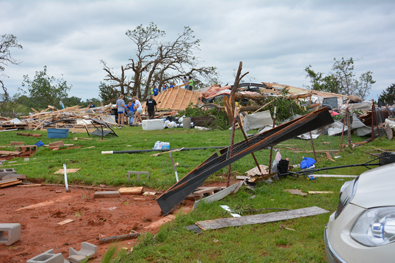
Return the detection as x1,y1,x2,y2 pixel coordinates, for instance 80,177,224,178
151,77,194,96
115,94,157,127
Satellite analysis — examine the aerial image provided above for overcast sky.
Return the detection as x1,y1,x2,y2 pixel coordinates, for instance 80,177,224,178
1,0,394,101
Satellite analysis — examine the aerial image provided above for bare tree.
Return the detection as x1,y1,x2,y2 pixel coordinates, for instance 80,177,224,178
126,22,164,98
125,23,217,98
100,60,133,100
0,34,22,99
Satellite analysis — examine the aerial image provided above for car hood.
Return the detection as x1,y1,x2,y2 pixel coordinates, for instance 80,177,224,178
351,163,395,208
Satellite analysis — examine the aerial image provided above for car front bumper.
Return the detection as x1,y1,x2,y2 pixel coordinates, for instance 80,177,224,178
325,227,347,263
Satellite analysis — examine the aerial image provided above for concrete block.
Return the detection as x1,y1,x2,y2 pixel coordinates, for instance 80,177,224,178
93,191,120,198
27,249,69,263
69,242,97,263
0,223,21,246
2,174,26,180
127,171,149,181
0,168,16,180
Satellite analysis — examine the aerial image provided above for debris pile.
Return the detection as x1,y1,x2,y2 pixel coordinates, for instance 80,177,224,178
18,105,117,131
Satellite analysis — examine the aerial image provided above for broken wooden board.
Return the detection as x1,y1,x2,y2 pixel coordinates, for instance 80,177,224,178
196,206,329,230
0,150,21,156
58,219,74,225
54,168,80,174
0,179,22,188
308,191,334,194
193,182,242,210
284,189,307,196
118,187,144,195
144,215,175,229
17,184,41,188
10,141,24,146
325,151,335,162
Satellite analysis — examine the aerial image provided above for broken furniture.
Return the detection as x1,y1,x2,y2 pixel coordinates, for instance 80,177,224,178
0,223,21,246
85,118,118,138
69,242,97,263
157,108,334,215
127,171,149,181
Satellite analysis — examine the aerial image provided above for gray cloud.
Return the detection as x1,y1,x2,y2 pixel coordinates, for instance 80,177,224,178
1,0,394,101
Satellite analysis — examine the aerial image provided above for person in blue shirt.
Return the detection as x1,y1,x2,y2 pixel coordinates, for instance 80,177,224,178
162,84,167,92
169,83,174,89
89,101,95,108
126,100,135,125
152,86,159,96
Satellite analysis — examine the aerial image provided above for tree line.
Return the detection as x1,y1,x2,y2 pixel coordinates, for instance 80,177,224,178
1,28,394,116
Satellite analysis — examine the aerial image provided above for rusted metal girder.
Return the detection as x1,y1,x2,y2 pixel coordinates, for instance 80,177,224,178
156,108,334,215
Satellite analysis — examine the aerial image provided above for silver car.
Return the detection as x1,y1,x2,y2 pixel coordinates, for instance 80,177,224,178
325,162,395,262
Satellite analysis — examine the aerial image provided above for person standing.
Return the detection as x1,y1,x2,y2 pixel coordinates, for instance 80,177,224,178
162,83,167,92
89,101,95,108
145,95,157,119
152,85,159,96
183,76,189,90
126,100,135,125
116,94,126,127
133,96,143,124
169,83,174,89
188,77,193,91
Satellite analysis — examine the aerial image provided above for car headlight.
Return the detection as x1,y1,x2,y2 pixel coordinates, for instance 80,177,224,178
335,177,359,218
351,207,395,247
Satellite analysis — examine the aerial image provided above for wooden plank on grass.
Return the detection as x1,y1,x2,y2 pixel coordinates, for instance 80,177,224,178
58,219,74,225
54,168,80,174
0,150,21,155
195,206,329,230
119,187,144,195
308,191,334,194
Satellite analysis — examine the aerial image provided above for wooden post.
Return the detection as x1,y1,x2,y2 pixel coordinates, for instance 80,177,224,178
268,106,276,174
347,108,352,148
340,109,347,147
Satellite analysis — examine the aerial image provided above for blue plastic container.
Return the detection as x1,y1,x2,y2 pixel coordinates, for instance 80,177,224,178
47,128,69,139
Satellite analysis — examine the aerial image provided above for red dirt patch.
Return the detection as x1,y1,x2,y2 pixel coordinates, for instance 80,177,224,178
0,185,193,262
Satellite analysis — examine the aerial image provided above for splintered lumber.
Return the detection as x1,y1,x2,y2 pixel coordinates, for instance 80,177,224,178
118,187,144,195
17,184,42,188
16,133,41,137
0,150,21,156
48,141,64,149
0,179,22,188
58,219,74,225
308,191,334,194
284,189,307,196
195,206,329,230
10,141,24,146
94,191,120,198
54,168,80,174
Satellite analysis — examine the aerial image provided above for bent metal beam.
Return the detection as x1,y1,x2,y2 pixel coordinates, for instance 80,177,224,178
157,108,334,215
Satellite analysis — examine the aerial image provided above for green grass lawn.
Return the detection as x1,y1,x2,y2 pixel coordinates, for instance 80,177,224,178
1,126,394,262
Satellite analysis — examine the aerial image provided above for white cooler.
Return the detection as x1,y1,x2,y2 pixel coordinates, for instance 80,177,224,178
142,119,165,130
